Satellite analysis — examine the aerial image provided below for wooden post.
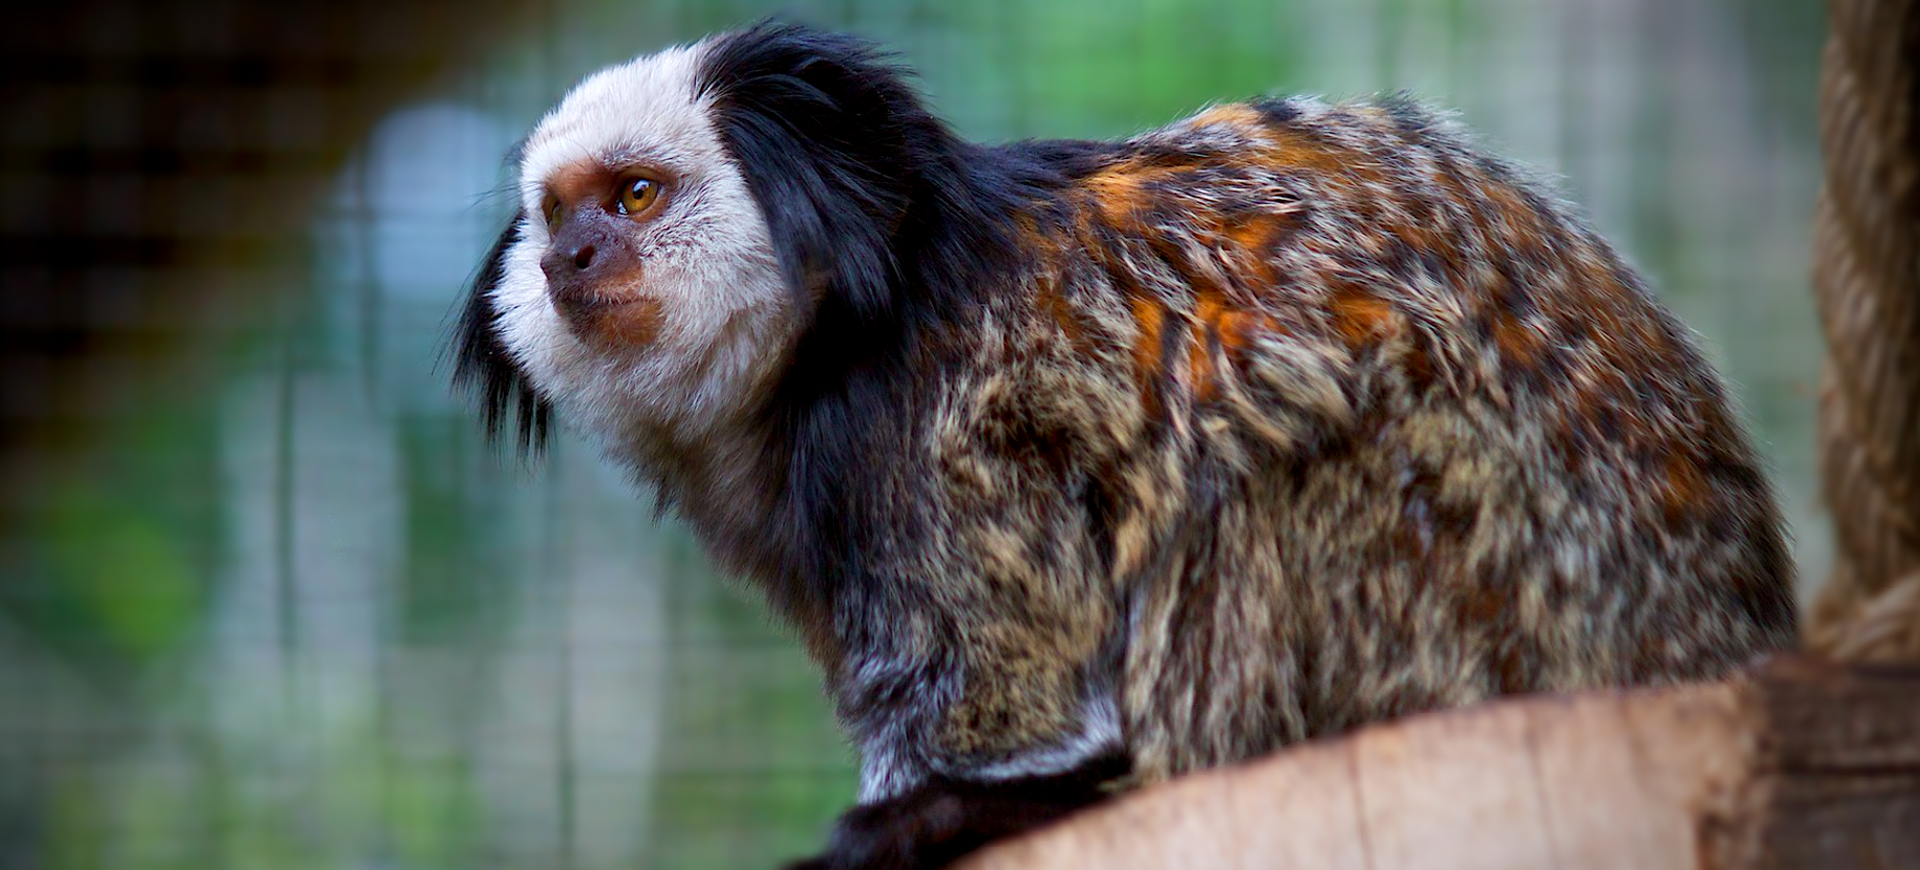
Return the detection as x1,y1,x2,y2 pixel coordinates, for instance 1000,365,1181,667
959,657,1920,870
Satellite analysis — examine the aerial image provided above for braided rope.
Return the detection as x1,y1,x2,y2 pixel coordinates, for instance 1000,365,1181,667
1805,0,1920,661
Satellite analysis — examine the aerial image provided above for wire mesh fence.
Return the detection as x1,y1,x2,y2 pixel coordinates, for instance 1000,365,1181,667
0,1,1827,868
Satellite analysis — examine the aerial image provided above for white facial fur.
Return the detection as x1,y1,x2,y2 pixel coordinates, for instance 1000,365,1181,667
491,41,794,471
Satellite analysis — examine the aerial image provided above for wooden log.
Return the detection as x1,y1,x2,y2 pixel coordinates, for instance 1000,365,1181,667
958,656,1920,870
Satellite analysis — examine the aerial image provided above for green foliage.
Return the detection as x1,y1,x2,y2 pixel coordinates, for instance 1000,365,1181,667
8,406,218,671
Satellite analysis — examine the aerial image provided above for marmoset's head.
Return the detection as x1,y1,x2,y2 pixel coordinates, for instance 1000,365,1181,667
455,22,1019,460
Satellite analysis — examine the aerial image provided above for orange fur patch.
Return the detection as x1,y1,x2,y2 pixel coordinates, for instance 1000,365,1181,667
1217,310,1283,355
1087,164,1181,226
1035,273,1091,354
1490,307,1541,366
1188,103,1266,131
1189,286,1229,402
1130,295,1165,381
1328,283,1401,347
1660,451,1708,523
1263,129,1350,177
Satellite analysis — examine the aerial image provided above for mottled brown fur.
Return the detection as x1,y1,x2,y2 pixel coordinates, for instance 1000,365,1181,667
464,27,1797,868
864,94,1793,786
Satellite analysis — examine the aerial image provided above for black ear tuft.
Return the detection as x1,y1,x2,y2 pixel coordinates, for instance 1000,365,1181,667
696,21,952,322
452,218,552,457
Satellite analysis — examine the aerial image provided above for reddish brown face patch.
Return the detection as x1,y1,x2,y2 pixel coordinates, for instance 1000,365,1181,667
556,274,668,349
545,160,612,208
541,157,677,223
595,295,664,347
538,156,668,350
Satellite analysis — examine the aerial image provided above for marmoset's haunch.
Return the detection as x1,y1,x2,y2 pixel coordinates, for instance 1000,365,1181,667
455,22,1795,870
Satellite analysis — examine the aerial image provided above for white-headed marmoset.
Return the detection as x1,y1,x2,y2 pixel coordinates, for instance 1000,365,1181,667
454,22,1795,870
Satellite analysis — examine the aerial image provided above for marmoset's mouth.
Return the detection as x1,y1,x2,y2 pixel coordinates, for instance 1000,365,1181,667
553,292,665,349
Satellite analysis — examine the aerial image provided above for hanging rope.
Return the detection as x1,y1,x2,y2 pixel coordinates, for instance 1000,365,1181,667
1805,0,1920,661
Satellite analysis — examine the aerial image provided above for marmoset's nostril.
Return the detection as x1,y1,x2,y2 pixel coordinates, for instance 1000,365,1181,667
572,244,596,270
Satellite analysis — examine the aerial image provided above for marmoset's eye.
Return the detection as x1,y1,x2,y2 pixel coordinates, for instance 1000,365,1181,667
615,174,663,219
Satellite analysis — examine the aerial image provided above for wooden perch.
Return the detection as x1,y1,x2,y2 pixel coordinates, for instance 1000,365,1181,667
958,656,1920,870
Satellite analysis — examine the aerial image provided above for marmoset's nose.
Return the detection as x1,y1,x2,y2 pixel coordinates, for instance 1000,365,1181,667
539,209,640,318
541,220,610,285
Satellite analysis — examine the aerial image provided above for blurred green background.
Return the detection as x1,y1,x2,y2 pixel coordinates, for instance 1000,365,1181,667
0,1,1827,868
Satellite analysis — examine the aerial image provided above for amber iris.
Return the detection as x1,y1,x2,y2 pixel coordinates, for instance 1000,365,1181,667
616,174,661,217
